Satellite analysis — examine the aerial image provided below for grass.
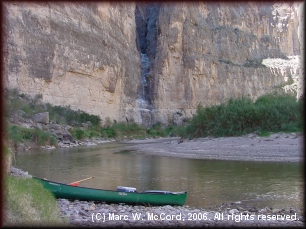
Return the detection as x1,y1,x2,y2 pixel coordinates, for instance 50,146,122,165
4,175,68,226
4,88,303,143
3,146,67,226
4,88,45,119
3,89,303,226
180,92,303,139
257,130,271,137
7,124,58,149
98,122,179,140
3,145,13,173
4,88,180,142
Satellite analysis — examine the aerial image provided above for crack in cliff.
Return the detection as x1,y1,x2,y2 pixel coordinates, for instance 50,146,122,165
135,3,160,127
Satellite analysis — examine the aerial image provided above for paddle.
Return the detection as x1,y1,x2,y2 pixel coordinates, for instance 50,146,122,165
69,177,94,186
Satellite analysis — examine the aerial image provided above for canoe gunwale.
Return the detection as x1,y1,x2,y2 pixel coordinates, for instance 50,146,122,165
33,177,186,195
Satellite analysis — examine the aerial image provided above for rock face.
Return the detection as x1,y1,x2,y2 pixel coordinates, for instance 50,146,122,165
147,2,304,124
4,2,142,125
4,2,304,126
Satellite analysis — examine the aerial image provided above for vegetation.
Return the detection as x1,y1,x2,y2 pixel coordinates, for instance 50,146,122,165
3,145,13,173
180,92,303,139
4,88,45,118
4,88,303,144
3,88,303,226
243,59,266,68
3,144,66,226
219,59,237,66
7,124,57,150
99,122,175,140
67,120,185,141
46,104,101,126
4,175,67,226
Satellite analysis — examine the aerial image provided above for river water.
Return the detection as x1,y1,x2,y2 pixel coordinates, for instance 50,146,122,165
14,141,304,213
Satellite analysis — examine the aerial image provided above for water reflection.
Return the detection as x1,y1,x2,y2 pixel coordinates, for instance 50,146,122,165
15,142,303,213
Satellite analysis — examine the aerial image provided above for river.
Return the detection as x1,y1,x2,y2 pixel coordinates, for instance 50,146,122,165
14,141,304,213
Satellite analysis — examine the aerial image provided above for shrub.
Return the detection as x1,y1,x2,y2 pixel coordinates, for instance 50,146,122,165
101,128,117,138
32,128,57,146
182,92,303,138
70,128,86,140
109,122,147,140
8,125,57,146
147,122,168,137
47,104,101,127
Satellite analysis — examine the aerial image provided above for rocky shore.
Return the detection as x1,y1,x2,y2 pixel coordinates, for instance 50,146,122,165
9,166,305,227
123,132,304,163
58,199,304,228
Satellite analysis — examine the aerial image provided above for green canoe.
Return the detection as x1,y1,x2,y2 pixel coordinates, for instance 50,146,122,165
33,177,187,206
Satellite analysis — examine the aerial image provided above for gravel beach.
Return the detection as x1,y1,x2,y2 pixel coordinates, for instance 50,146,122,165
57,199,304,227
122,133,304,162
8,132,304,227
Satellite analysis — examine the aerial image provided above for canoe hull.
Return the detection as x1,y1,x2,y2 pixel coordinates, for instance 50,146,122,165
33,177,187,206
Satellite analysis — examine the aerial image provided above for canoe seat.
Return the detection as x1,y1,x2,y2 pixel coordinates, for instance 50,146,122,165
141,190,171,194
117,186,137,192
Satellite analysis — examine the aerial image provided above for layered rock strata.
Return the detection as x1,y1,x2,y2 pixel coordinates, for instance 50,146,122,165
148,2,304,124
4,2,142,125
4,2,304,126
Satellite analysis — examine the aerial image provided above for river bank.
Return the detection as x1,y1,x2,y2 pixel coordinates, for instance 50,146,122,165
122,132,303,162
58,199,304,227
7,132,304,227
8,164,304,227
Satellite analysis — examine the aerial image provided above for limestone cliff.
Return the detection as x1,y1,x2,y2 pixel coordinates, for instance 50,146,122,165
4,2,304,126
4,2,142,125
147,2,304,124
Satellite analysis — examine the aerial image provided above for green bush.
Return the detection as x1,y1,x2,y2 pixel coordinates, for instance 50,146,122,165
46,104,101,127
147,122,168,137
99,122,184,140
182,92,303,138
257,130,270,137
101,128,117,138
32,128,57,145
8,125,57,146
111,122,147,139
69,127,102,140
70,128,85,140
9,125,22,143
4,89,45,119
4,89,101,127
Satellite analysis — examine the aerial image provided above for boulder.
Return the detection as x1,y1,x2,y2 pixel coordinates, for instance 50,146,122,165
49,123,61,130
54,129,75,143
32,112,49,124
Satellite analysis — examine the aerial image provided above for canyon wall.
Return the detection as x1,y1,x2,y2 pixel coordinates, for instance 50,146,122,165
3,2,142,125
3,2,304,126
147,2,304,125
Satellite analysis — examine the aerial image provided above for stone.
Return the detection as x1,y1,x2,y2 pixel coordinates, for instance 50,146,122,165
79,210,90,217
4,2,141,126
49,124,61,130
53,129,75,142
149,2,304,125
228,209,239,214
272,209,281,214
32,112,49,124
4,2,304,126
81,123,89,129
88,204,95,211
